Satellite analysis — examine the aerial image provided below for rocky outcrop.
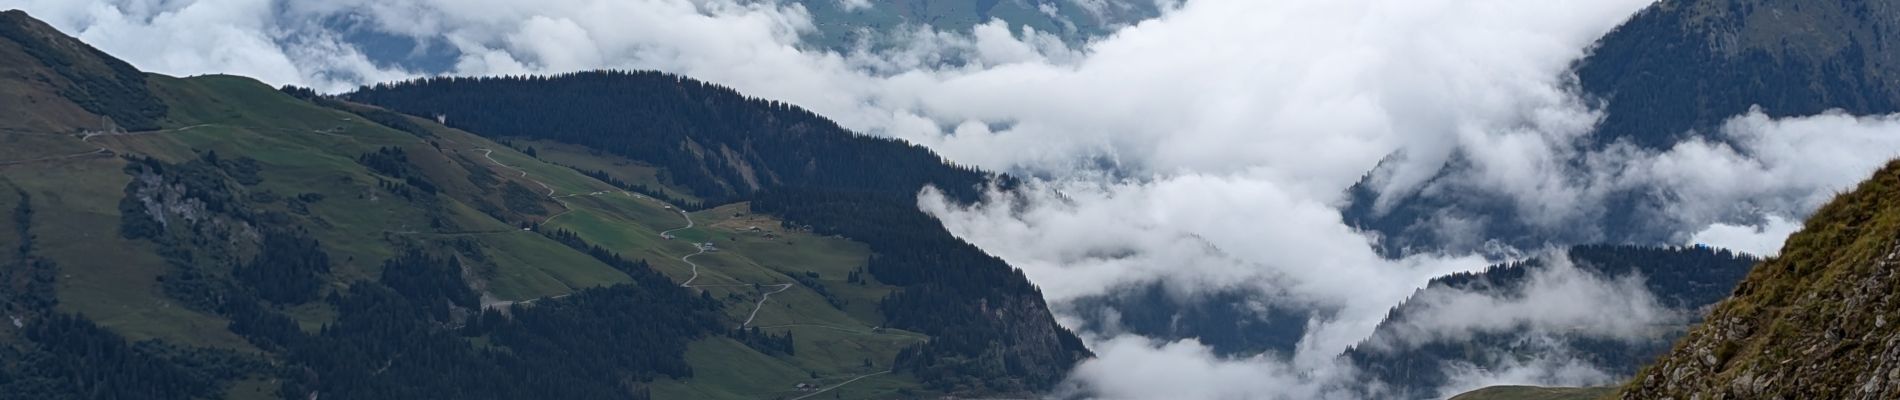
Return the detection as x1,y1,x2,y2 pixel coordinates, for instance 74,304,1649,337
1621,160,1900,399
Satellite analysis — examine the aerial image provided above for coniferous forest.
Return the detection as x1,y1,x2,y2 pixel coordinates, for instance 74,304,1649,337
345,71,1089,392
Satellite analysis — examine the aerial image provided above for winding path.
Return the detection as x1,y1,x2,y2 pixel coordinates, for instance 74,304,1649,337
0,124,215,167
789,370,894,400
472,146,794,327
476,148,585,226
742,283,794,327
664,206,793,327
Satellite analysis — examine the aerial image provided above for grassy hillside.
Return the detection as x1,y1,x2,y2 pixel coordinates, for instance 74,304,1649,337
1619,160,1900,398
2,61,934,400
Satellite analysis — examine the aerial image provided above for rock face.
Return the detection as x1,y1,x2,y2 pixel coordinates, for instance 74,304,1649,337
1620,160,1900,399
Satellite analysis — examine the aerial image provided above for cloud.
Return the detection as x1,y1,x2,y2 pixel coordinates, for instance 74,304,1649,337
1395,108,1900,254
1058,335,1370,400
1437,349,1616,398
836,0,871,12
1361,254,1681,352
1688,216,1801,257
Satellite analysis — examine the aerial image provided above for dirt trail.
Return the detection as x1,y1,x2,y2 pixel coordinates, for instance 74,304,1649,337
789,370,894,400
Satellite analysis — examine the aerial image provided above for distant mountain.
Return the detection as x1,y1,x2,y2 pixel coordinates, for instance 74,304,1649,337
1618,160,1900,399
1579,0,1900,149
1064,283,1313,358
1058,244,1755,397
1343,0,1900,256
328,1,1167,76
0,10,1084,399
1345,245,1757,398
793,0,1167,52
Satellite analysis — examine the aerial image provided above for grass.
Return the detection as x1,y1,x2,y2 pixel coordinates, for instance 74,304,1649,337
1616,161,1900,398
2,133,252,351
517,138,703,204
1450,386,1613,400
650,337,928,400
0,131,93,160
462,133,930,397
4,72,933,397
469,231,630,301
650,338,815,399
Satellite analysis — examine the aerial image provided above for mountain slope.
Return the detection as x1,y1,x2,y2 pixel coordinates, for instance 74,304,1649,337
0,10,1077,399
0,10,164,133
1579,0,1900,148
1619,160,1900,399
346,72,1092,394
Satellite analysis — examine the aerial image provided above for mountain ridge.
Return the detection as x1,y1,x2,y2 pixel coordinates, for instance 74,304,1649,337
0,10,1084,399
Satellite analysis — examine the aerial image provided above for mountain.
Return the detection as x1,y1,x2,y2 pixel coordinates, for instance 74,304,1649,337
0,10,1084,399
0,10,165,133
1578,0,1900,149
1056,244,1754,398
1343,0,1900,256
1064,283,1313,357
1618,160,1900,399
1346,245,1757,398
343,72,1091,393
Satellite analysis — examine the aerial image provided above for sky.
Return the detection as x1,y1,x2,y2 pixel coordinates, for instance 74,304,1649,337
14,0,1900,398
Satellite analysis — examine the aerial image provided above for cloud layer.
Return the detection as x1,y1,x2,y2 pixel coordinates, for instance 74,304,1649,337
17,0,1900,397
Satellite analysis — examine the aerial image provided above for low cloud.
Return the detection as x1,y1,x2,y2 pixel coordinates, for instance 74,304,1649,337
1437,349,1617,397
1689,215,1802,257
1058,335,1370,400
1387,108,1900,254
836,0,871,12
1361,254,1681,352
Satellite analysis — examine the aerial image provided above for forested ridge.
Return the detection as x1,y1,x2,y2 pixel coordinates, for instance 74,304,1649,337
753,189,1092,391
346,71,1088,393
345,71,1004,203
1345,245,1758,397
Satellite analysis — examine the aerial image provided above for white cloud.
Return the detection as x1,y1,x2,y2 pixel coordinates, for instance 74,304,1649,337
1398,107,1900,253
1688,216,1802,258
1361,254,1681,352
836,0,871,12
1437,349,1617,398
1059,335,1371,400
